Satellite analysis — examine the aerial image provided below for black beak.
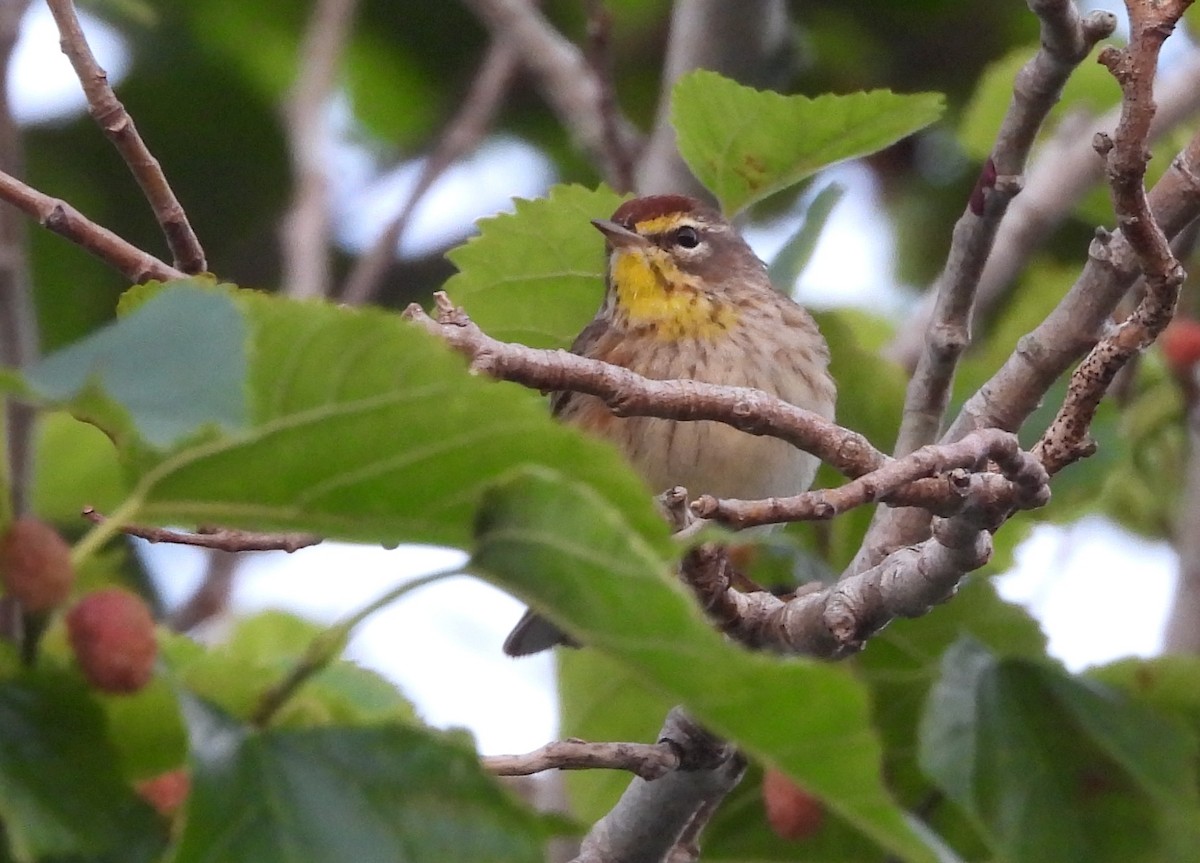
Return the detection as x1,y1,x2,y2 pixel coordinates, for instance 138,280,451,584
591,219,650,249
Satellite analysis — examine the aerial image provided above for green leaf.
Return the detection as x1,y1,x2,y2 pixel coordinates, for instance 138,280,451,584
472,466,937,863
173,696,556,863
767,182,846,291
861,579,1046,802
162,611,418,728
672,71,944,215
1090,655,1200,742
0,675,163,862
919,639,1200,863
443,184,627,349
47,281,656,553
32,411,129,521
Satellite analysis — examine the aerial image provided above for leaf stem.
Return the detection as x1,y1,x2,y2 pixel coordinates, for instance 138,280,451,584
70,497,143,569
251,567,462,727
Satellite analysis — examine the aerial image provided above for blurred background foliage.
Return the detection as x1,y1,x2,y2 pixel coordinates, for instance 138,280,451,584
30,0,1045,342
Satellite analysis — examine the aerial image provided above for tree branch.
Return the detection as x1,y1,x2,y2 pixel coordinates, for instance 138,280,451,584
168,549,239,632
693,429,1039,528
405,292,887,478
45,0,206,274
583,0,635,193
280,0,360,299
572,708,743,863
1034,0,1191,473
483,738,681,781
888,46,1200,372
892,2,1115,457
460,0,643,186
0,0,34,526
81,507,321,553
340,40,519,306
855,120,1200,574
0,169,185,282
685,440,1048,657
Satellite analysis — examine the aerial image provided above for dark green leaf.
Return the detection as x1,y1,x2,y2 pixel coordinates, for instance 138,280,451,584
0,676,163,862
174,696,555,863
919,639,1200,863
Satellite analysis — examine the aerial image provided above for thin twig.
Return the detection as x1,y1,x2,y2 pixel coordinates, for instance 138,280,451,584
483,738,681,780
1033,0,1192,474
893,3,1115,457
693,429,1030,529
0,169,185,282
0,0,34,527
340,40,519,305
583,0,635,193
81,507,321,553
45,0,205,273
280,0,361,299
461,0,642,186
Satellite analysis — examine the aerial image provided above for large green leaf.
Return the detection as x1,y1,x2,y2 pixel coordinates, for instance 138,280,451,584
443,184,626,349
27,281,657,553
173,696,555,863
919,639,1200,863
672,71,945,215
472,466,937,863
0,676,163,862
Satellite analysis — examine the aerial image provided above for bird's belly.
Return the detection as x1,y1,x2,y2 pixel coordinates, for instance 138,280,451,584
617,415,821,501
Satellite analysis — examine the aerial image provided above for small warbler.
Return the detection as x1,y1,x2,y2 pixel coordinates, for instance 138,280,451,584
503,194,837,656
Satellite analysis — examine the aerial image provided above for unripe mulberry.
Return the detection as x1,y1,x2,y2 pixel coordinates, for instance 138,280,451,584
135,769,190,817
66,588,157,694
762,767,825,841
0,517,75,612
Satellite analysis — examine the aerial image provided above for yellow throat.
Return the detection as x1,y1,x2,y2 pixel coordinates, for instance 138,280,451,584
610,247,738,341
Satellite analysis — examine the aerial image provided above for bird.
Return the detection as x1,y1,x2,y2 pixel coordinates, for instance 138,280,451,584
502,194,836,656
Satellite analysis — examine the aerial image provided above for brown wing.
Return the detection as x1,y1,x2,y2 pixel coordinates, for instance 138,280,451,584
550,315,611,418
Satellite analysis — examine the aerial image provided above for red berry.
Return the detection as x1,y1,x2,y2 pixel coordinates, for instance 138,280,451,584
0,517,75,613
135,769,190,817
66,588,157,694
762,767,825,841
1160,319,1200,374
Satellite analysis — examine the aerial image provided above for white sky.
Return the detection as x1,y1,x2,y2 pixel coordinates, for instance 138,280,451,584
10,3,1184,755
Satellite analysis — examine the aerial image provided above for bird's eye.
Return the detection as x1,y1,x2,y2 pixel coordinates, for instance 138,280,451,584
674,226,701,249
